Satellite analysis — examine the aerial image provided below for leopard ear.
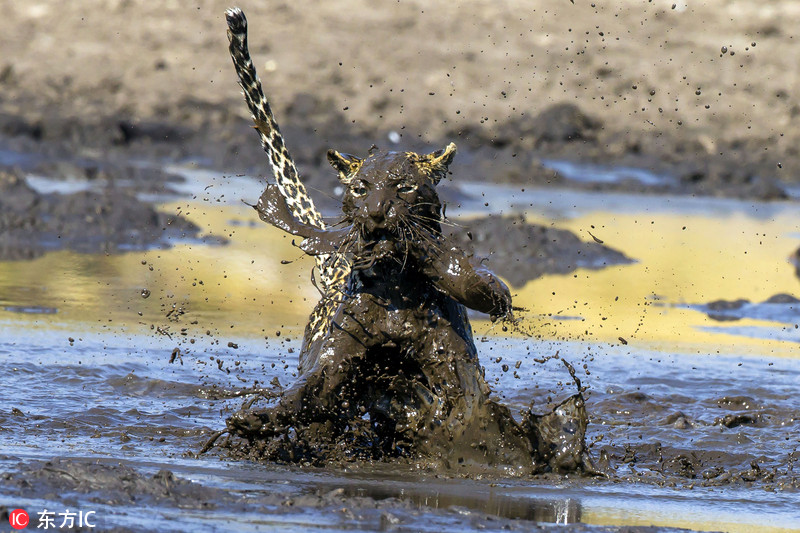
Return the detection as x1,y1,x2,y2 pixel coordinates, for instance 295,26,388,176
419,142,457,183
327,150,362,184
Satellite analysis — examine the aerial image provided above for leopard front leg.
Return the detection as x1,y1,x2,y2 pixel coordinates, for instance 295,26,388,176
413,238,513,320
404,309,534,468
227,296,376,439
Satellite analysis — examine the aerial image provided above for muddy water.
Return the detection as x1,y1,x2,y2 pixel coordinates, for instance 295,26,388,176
1,168,799,532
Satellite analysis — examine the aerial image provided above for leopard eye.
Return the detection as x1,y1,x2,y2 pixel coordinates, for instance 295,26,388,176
397,183,417,194
350,183,368,197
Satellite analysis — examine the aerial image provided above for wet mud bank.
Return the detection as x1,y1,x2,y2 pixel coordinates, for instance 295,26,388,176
1,96,794,205
450,214,634,288
1,60,796,262
691,293,799,323
0,122,634,281
0,458,694,533
0,170,207,260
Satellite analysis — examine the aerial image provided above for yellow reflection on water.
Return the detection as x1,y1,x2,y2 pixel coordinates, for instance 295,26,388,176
511,209,799,358
583,508,797,533
0,199,797,358
0,203,318,339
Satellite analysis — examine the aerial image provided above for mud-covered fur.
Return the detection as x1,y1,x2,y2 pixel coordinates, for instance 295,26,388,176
222,7,591,472
231,146,537,467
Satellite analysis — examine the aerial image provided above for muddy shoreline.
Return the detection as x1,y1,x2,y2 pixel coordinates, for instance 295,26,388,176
3,0,800,203
3,0,800,258
0,94,786,265
0,3,800,260
2,61,797,258
0,93,793,202
0,458,700,533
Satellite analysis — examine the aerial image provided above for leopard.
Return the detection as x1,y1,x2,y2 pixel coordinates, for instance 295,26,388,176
220,7,591,472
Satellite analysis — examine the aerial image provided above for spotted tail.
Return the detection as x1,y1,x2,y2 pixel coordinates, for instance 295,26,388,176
225,7,324,229
225,7,350,344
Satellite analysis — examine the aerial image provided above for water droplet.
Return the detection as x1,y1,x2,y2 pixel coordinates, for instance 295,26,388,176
141,289,151,299
721,46,728,54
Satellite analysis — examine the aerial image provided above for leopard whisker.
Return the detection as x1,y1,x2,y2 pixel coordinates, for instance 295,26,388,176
401,217,446,256
405,212,465,230
399,226,411,273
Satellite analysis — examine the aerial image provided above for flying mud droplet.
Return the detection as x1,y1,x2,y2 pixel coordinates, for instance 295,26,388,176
587,231,604,244
169,347,183,365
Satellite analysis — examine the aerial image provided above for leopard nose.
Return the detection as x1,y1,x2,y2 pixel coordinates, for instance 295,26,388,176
368,198,390,220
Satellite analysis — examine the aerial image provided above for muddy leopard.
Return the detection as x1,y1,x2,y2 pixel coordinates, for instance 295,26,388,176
221,8,590,471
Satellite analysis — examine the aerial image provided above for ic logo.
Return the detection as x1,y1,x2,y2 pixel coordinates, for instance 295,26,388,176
9,509,29,530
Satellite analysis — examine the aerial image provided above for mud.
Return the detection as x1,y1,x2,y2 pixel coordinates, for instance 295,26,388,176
690,293,799,323
0,459,693,533
2,321,798,531
1,90,791,205
3,2,800,204
450,214,634,288
0,170,208,260
1,458,226,510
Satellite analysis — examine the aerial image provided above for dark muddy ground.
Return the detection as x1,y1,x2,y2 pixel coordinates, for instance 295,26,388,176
0,169,210,260
1,325,798,532
690,293,800,323
0,459,695,533
2,2,798,262
450,214,633,288
2,1,800,531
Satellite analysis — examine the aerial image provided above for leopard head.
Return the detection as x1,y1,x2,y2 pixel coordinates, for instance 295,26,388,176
327,143,456,240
